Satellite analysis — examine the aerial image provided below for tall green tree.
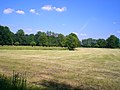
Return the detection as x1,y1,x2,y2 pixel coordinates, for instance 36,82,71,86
40,32,48,46
58,34,66,47
46,31,58,47
35,31,48,46
82,39,88,47
25,34,35,45
119,39,120,48
97,39,107,48
0,25,5,45
15,29,25,45
69,33,80,47
82,38,92,47
0,26,14,46
106,35,119,48
82,38,97,47
65,33,80,50
91,39,97,47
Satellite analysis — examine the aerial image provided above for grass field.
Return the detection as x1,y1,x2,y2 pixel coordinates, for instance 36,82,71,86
0,46,120,90
0,46,67,50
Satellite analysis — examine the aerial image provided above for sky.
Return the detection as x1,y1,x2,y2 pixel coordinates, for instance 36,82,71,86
0,0,120,40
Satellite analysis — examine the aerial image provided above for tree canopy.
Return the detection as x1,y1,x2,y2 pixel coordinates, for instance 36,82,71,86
66,33,80,50
0,25,120,49
0,25,14,46
106,35,119,48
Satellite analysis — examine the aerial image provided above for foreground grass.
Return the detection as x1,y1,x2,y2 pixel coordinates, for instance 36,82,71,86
0,71,45,90
0,47,120,90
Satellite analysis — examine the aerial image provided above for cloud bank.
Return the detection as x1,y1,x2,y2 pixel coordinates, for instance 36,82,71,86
29,9,39,15
3,8,14,14
3,5,67,15
41,5,53,11
41,5,67,12
16,10,25,15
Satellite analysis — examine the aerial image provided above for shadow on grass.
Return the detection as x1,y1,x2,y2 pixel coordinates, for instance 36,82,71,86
33,80,87,90
0,72,98,90
41,80,79,90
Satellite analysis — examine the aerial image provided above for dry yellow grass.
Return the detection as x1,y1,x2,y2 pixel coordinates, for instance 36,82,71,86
0,47,120,89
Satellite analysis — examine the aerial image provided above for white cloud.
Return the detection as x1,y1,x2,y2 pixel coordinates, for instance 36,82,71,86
30,9,35,13
16,10,25,15
3,8,14,14
54,7,66,12
41,5,53,11
79,33,87,36
29,9,39,15
41,5,67,12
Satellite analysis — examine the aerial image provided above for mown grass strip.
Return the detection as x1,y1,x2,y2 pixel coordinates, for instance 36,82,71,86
0,46,67,50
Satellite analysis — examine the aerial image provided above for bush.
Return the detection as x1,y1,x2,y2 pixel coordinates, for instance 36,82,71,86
30,41,36,47
14,42,20,46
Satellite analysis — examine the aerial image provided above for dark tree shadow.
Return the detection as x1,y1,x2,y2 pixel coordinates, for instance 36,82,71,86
33,80,94,90
40,80,81,90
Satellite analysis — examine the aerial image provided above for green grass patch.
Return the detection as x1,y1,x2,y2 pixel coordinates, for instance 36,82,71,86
0,46,67,50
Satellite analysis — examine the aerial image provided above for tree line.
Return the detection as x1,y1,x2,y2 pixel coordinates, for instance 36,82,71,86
82,37,120,48
0,25,120,50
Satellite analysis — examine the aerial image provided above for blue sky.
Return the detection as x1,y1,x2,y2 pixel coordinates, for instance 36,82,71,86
0,0,120,39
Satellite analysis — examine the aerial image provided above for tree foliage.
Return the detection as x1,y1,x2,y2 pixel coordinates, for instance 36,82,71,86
97,39,107,48
106,35,119,48
15,29,25,45
30,41,36,47
66,33,80,50
0,25,120,49
58,34,66,47
0,25,13,46
82,38,97,47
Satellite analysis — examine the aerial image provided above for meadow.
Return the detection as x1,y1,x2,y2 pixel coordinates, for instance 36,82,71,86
0,46,120,90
